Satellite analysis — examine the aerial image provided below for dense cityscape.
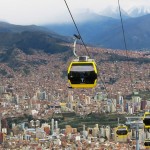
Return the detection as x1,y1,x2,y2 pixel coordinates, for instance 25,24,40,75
0,0,150,149
0,46,149,149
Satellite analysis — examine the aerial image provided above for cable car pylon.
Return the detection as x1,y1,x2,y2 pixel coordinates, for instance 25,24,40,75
125,113,150,150
142,111,150,149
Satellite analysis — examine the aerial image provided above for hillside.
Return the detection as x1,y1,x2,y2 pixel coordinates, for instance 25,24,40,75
0,31,70,54
0,43,149,99
0,21,149,99
0,22,71,56
0,22,73,70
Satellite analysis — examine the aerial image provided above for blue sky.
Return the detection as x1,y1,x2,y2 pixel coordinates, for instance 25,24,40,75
0,0,149,25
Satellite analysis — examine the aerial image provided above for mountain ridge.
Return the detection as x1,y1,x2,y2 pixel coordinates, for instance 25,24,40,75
0,22,73,70
44,13,150,51
0,22,71,54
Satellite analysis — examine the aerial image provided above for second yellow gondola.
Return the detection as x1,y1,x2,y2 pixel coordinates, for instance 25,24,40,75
116,125,128,137
144,139,150,148
143,112,150,128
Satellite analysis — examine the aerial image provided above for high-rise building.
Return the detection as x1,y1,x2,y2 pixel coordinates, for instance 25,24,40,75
125,102,129,112
16,94,19,104
0,86,5,95
83,125,85,131
111,99,117,112
0,132,3,144
40,91,47,100
118,95,124,105
92,124,99,137
36,89,47,100
85,96,91,105
36,88,41,100
121,105,124,113
132,92,142,103
55,121,58,130
68,91,73,102
51,119,54,135
105,126,111,140
95,92,106,101
139,129,145,143
141,100,147,110
0,116,1,132
100,126,106,137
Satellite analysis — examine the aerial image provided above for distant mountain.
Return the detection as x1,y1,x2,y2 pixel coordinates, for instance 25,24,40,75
44,13,150,50
45,12,119,46
128,7,150,17
98,14,150,50
45,11,117,36
98,6,150,19
99,7,130,19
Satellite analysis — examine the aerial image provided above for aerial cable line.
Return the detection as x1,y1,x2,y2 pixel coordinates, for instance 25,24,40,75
118,0,134,92
100,0,136,111
63,0,91,58
64,0,121,112
99,75,119,112
118,0,128,51
63,0,116,109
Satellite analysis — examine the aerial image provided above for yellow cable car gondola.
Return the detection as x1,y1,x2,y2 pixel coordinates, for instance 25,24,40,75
144,139,150,148
67,34,98,88
143,112,150,128
68,56,97,88
116,125,128,137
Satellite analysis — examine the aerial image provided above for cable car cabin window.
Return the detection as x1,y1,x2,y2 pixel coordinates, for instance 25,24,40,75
143,114,150,125
116,129,128,135
145,114,150,118
144,141,150,146
143,118,150,125
70,65,94,72
68,63,97,84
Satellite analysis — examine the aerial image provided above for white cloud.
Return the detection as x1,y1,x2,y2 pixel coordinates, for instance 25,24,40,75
0,0,149,25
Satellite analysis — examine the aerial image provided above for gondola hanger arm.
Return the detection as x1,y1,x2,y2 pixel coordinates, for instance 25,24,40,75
73,34,80,58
